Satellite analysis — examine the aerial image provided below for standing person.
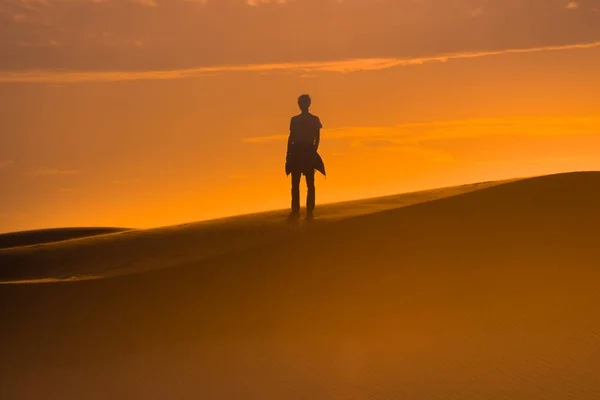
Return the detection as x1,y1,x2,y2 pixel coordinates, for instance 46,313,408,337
285,94,325,220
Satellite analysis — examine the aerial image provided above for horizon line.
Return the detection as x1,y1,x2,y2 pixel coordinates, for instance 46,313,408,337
1,170,595,235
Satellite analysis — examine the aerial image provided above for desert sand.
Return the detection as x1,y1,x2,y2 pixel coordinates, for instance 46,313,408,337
1,171,600,399
0,227,131,251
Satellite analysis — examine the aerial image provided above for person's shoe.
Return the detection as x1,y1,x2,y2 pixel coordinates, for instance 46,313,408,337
288,210,300,220
305,210,314,220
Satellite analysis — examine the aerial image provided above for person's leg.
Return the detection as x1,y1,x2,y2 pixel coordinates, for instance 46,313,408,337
305,169,315,215
291,171,301,214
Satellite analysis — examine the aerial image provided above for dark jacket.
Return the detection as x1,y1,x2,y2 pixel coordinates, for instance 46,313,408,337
286,151,326,176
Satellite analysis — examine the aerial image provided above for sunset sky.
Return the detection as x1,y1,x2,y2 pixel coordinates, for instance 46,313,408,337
1,0,599,233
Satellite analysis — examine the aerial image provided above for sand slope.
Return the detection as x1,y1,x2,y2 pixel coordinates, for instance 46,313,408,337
1,172,600,399
0,227,131,250
0,178,511,283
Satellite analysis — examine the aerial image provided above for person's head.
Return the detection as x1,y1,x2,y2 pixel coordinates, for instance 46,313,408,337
297,94,311,113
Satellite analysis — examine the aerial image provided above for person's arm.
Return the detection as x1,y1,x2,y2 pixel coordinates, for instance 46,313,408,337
287,134,294,158
287,118,294,159
314,117,322,151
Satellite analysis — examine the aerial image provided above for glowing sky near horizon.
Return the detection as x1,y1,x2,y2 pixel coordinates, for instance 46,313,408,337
1,0,600,233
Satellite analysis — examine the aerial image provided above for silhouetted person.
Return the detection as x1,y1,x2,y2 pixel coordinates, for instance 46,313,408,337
285,94,325,220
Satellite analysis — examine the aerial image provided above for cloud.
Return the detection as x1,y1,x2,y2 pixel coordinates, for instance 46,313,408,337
18,39,59,47
243,116,600,145
246,116,600,166
23,167,82,176
131,0,158,7
16,0,49,9
468,7,484,18
565,2,579,9
1,40,599,83
0,160,15,169
79,0,159,5
2,0,599,75
247,0,288,5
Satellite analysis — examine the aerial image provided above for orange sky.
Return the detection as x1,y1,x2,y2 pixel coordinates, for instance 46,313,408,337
1,0,600,233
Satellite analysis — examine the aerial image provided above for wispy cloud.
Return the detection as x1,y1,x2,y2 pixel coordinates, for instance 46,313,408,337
131,0,158,7
0,160,15,169
247,0,288,5
16,0,49,10
25,0,158,4
468,7,484,18
1,41,599,83
565,1,579,9
18,39,59,48
244,116,600,145
23,167,81,176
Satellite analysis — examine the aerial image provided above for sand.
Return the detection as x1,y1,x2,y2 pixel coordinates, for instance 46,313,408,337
1,171,599,399
0,227,131,250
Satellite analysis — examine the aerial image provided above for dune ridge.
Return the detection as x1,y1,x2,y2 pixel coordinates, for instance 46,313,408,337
0,227,132,250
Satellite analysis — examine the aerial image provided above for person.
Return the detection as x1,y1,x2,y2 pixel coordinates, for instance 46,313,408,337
285,94,325,220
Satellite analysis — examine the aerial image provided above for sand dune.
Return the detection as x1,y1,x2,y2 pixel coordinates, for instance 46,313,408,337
0,227,131,250
0,178,511,283
1,172,600,399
